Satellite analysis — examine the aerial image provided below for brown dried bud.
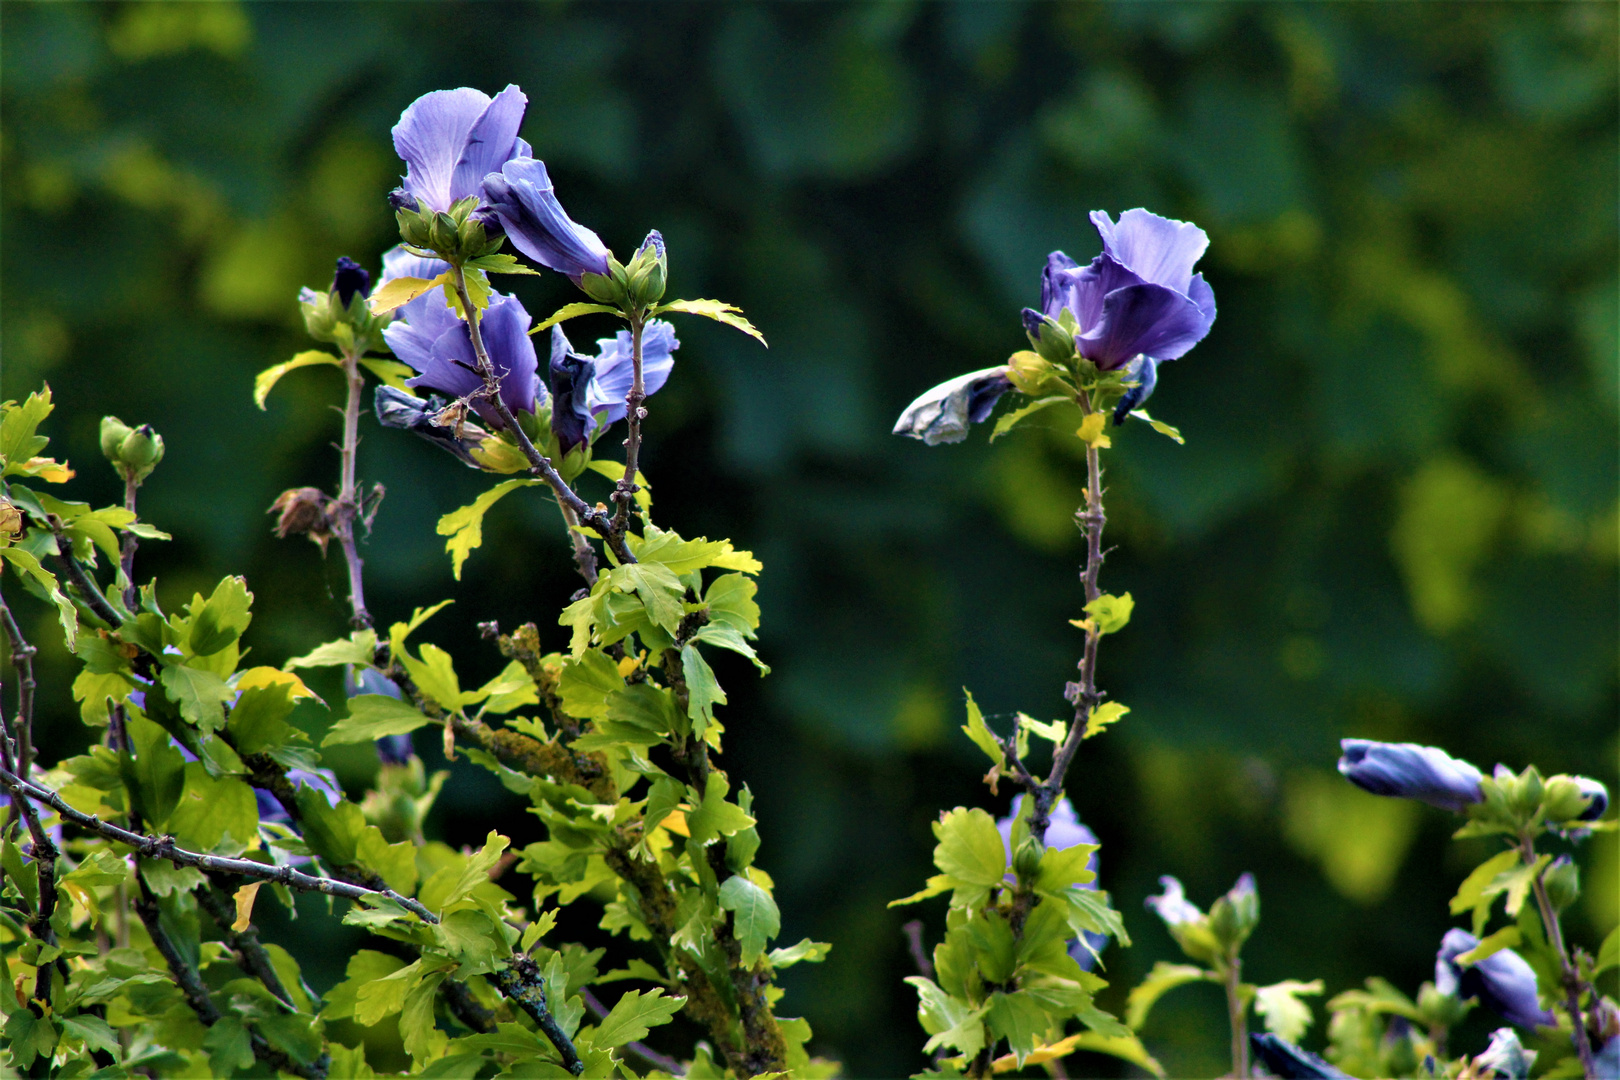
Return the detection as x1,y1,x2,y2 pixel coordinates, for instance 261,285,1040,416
0,499,22,539
268,487,335,553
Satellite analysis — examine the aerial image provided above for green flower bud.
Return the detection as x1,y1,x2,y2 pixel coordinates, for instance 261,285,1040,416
397,205,434,250
100,416,134,464
1209,873,1259,953
1029,314,1076,365
1505,766,1544,821
1542,775,1593,823
579,270,627,306
117,425,165,481
447,194,479,226
1543,856,1579,911
1013,836,1045,881
431,212,461,256
301,290,339,343
1416,981,1472,1028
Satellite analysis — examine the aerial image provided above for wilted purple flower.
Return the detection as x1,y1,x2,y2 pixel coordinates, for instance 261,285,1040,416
1031,209,1217,379
1337,739,1484,812
892,366,1015,446
1436,929,1555,1031
391,85,530,214
482,158,611,282
1249,1033,1352,1079
373,386,488,469
996,795,1105,969
332,257,371,307
547,321,680,454
345,668,414,765
405,293,544,427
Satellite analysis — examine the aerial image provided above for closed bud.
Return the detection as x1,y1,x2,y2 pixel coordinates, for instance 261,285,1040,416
458,215,488,258
1023,309,1076,365
117,425,165,481
1013,836,1045,880
100,416,135,463
300,287,339,342
397,205,434,249
579,270,627,306
1543,774,1609,823
431,212,461,255
1505,766,1544,820
626,230,667,306
1210,873,1259,952
1543,856,1579,911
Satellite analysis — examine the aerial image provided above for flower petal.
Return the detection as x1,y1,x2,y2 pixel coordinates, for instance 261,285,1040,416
449,84,527,207
1338,740,1484,812
482,157,611,281
1437,929,1556,1031
393,87,495,213
381,244,450,286
892,366,1013,445
383,290,461,373
586,320,680,427
1041,250,1083,319
477,294,542,418
1090,208,1210,294
548,326,594,454
1077,281,1209,371
1068,253,1146,336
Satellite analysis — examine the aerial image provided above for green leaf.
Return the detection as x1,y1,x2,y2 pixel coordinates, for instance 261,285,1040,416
1084,592,1134,635
609,561,687,631
437,479,540,580
889,874,954,907
991,395,1074,441
59,1014,119,1057
286,630,379,669
557,650,624,720
354,957,432,1026
321,950,407,1020
905,976,986,1058
465,252,542,275
586,988,685,1049
630,523,762,575
203,1016,255,1075
474,660,539,715
0,386,54,474
1065,887,1131,947
427,831,510,913
1451,848,1521,921
705,573,761,635
1019,714,1067,745
933,806,1007,890
253,351,342,409
684,773,757,844
159,663,233,733
324,694,434,746
400,642,468,713
1458,925,1525,967
1,547,77,648
693,623,770,672
679,643,726,732
528,302,623,335
1126,961,1211,1029
1255,979,1324,1043
121,715,186,829
167,764,258,855
297,788,368,866
1084,702,1130,739
187,576,253,656
368,271,454,316
432,908,510,977
653,298,766,345
227,681,300,754
1128,408,1184,444
1035,843,1100,896
1,1011,58,1068
358,358,415,391
986,991,1049,1066
960,691,1005,770
768,938,832,968
357,829,419,896
717,876,780,966
1060,1032,1166,1078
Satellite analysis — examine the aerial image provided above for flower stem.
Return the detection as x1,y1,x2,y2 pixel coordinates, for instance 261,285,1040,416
1224,957,1249,1079
334,348,372,629
612,312,646,534
1522,835,1597,1080
449,266,636,566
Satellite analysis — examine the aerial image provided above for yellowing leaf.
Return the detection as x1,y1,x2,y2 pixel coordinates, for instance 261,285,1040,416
1129,408,1184,444
1077,413,1112,448
23,457,74,482
235,666,321,703
232,883,262,931
253,351,342,410
1085,702,1129,738
437,479,540,580
368,271,453,316
358,358,415,391
654,298,767,345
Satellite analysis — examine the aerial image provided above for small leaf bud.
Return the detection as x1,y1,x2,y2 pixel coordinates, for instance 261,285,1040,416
1013,836,1045,880
1543,856,1579,911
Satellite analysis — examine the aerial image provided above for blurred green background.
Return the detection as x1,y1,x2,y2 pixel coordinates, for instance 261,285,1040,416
2,2,1616,1075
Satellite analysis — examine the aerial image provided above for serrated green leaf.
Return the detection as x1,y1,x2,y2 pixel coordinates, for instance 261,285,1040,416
629,523,761,575
285,630,378,669
437,479,540,580
324,694,433,746
253,351,342,409
1126,961,1211,1029
529,302,623,335
991,395,1073,441
1035,843,1100,895
679,643,726,732
1084,592,1134,635
159,663,233,733
1066,887,1130,947
2,547,77,648
717,876,779,966
1084,702,1129,739
59,1013,119,1057
1456,926,1522,966
187,576,253,656
961,690,1005,770
0,386,54,475
684,773,756,844
1255,979,1323,1043
654,298,766,345
986,991,1048,1066
933,806,1007,890
610,561,687,631
889,874,954,907
906,976,986,1058
586,988,685,1049
401,642,467,712
768,938,832,968
557,650,624,720
1451,849,1521,919
122,714,186,828
465,252,542,275
167,764,258,855
693,623,770,672
428,831,510,914
705,573,760,635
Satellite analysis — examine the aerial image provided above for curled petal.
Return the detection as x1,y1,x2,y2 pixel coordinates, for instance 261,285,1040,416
481,158,611,282
892,366,1014,446
1090,208,1210,295
1068,253,1146,337
407,294,541,426
1436,929,1556,1031
1077,281,1210,371
586,320,679,426
1112,356,1160,426
1041,250,1083,319
1338,739,1484,812
547,326,594,455
1572,776,1610,821
449,84,527,209
1474,1028,1537,1080
373,386,487,468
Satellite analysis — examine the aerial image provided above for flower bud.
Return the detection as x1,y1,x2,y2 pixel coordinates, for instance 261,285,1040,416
1503,765,1545,821
626,230,667,306
100,416,134,463
1209,874,1259,952
397,203,434,249
1543,775,1609,823
101,417,164,482
579,270,628,306
268,487,335,554
0,498,22,539
332,256,371,310
300,287,340,342
1023,308,1076,364
430,212,461,255
1013,835,1045,880
1416,980,1473,1028
1542,856,1579,911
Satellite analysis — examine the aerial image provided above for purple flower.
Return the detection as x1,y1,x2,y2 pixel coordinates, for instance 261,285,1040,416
405,293,544,427
1031,209,1216,375
1337,739,1484,813
1249,1033,1352,1079
1595,1035,1618,1079
892,366,1014,445
1436,929,1555,1031
332,257,371,307
1473,1028,1536,1080
391,85,530,214
996,795,1105,970
380,246,457,373
547,321,679,454
481,158,611,282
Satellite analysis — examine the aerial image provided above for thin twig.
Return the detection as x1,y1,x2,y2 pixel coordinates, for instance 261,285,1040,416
49,529,122,626
1523,836,1597,1080
901,920,935,981
334,350,373,629
558,501,599,587
119,474,140,610
611,314,647,534
581,987,685,1075
1,594,40,778
492,954,586,1075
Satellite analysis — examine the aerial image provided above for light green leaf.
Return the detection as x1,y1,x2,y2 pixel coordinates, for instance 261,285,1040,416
1126,961,1211,1029
653,298,766,345
991,395,1073,441
693,623,770,672
285,630,378,669
354,957,431,1026
717,875,780,966
438,479,540,580
160,663,233,733
1457,925,1524,967
122,715,186,829
1084,592,1134,635
254,351,342,409
1,547,77,648
585,988,685,1050
403,643,467,713
557,650,624,720
324,695,434,746
933,807,1007,889
705,573,760,635
684,773,757,844
630,523,762,575
906,976,986,1058
680,643,726,732
961,691,1005,770
368,271,454,316
1060,1032,1166,1078
768,939,832,968
1035,843,1100,895
0,386,55,473
428,831,510,914
1594,926,1618,976
610,561,687,631
59,1014,119,1057
529,302,623,335
1084,702,1130,739
203,1017,255,1075
167,764,258,855
357,828,419,896
187,576,253,656
1019,713,1067,745
1451,848,1522,923
986,991,1048,1066
1129,408,1184,444
465,252,542,275
358,358,415,391
889,874,954,908
1066,887,1131,947
475,660,539,715
1255,979,1324,1043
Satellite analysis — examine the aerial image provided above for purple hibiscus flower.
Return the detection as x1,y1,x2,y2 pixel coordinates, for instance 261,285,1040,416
481,157,612,283
390,85,530,214
403,292,544,427
1337,739,1484,813
1249,1033,1353,1079
1033,209,1217,376
546,321,680,454
996,795,1106,970
1436,928,1556,1032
